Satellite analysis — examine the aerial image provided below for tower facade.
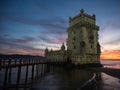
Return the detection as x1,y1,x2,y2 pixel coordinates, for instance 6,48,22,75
67,9,100,64
45,9,101,66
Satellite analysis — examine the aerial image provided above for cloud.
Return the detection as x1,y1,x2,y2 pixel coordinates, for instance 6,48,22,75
101,50,120,60
0,35,38,44
0,4,68,55
0,35,45,55
0,14,68,42
13,36,37,44
105,20,120,30
99,19,120,54
39,33,67,44
0,14,67,30
0,24,67,55
0,32,67,56
102,38,120,45
0,39,44,56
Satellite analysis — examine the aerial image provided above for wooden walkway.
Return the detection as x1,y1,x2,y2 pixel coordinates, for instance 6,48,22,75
0,58,52,90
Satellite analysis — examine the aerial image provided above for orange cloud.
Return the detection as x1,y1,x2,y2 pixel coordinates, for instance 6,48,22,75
100,51,120,60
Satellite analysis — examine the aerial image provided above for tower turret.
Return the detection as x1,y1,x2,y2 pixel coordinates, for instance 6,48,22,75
61,43,65,51
45,47,49,53
45,47,48,55
80,8,84,14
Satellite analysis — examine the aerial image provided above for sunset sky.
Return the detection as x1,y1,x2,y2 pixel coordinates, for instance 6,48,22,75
0,0,120,60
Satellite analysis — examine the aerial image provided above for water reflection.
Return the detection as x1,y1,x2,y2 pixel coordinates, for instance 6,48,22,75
104,65,120,69
98,73,120,90
29,67,120,90
29,69,97,90
101,60,120,69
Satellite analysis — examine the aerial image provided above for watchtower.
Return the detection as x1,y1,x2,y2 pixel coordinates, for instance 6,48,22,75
67,9,101,64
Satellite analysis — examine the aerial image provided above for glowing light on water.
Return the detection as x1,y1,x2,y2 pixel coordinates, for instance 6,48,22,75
101,60,120,69
103,65,120,69
101,73,120,89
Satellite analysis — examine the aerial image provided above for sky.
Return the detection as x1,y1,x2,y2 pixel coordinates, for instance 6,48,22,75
0,0,120,60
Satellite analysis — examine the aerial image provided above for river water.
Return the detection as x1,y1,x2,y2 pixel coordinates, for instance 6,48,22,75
101,60,120,69
0,60,120,90
29,69,95,90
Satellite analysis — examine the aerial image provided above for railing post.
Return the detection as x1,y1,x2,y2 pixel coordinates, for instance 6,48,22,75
46,64,50,73
29,59,30,64
0,59,2,69
19,59,22,65
26,59,28,64
31,64,35,81
4,67,8,88
15,59,17,65
17,66,21,87
37,60,39,63
3,59,5,66
8,67,12,83
8,59,11,66
0,58,1,67
41,64,43,76
33,59,34,64
36,65,38,78
25,65,29,84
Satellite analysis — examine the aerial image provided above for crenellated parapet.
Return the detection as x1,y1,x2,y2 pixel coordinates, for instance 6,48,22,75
69,9,97,28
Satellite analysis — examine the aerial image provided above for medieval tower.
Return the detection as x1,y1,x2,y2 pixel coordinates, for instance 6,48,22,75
45,9,101,66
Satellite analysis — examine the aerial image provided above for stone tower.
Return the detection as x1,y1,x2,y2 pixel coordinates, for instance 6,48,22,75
45,9,101,66
67,9,101,65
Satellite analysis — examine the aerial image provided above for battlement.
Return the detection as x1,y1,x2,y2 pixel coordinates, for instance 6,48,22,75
69,9,96,27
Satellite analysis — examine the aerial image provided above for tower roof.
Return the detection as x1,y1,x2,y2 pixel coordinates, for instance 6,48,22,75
61,43,65,50
80,8,84,14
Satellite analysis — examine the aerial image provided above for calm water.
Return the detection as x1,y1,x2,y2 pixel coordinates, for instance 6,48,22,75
0,60,120,90
29,69,94,90
101,60,120,69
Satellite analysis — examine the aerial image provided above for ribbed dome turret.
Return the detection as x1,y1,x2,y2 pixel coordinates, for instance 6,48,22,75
61,43,65,50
